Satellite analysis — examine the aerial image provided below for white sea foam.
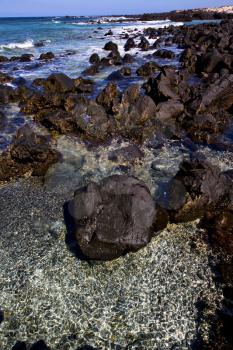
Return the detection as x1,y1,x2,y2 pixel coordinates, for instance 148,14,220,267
0,39,34,51
70,22,88,25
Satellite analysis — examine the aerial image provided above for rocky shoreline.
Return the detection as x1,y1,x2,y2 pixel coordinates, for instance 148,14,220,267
128,6,233,23
0,15,233,350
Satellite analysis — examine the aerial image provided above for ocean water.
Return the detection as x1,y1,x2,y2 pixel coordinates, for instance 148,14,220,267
0,16,183,81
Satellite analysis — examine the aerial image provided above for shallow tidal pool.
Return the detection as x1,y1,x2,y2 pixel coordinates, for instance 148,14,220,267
1,136,229,350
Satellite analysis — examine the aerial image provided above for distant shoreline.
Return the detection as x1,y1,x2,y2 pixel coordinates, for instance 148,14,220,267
1,5,233,20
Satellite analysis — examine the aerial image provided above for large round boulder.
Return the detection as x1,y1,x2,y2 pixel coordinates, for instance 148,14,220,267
69,175,165,260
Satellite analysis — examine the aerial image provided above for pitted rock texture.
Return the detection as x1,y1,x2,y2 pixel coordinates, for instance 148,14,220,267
69,175,160,260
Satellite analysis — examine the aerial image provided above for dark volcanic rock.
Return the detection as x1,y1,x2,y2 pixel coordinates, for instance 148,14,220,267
136,62,161,77
114,84,157,124
156,100,184,121
0,85,15,104
73,77,93,93
0,56,9,63
104,29,113,36
0,111,7,130
180,48,198,72
123,53,133,63
107,67,131,80
19,54,34,62
196,50,233,75
153,49,175,59
0,125,60,182
196,74,233,114
124,38,136,51
138,36,150,51
11,341,27,350
89,53,101,65
0,72,13,84
158,154,230,223
144,67,190,104
36,109,75,134
203,210,233,255
96,82,120,113
182,111,231,145
30,340,51,350
72,102,110,141
39,52,55,60
45,73,74,93
82,64,99,76
107,49,122,65
120,66,132,76
103,41,118,52
196,49,224,74
69,175,159,260
0,309,4,324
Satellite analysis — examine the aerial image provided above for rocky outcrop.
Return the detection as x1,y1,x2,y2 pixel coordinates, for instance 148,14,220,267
0,125,60,182
158,154,230,223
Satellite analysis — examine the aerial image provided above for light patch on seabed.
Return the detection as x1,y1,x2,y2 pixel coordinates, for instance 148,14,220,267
45,136,185,196
0,217,220,349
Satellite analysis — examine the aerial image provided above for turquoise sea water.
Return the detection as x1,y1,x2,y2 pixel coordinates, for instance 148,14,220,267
0,16,184,80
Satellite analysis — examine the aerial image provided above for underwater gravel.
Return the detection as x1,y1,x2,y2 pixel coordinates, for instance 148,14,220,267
0,138,230,350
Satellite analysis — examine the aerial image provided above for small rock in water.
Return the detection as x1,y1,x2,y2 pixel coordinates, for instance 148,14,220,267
89,53,101,65
104,29,113,36
19,53,34,62
103,41,118,52
153,49,175,59
0,55,9,62
39,52,55,60
124,37,136,51
123,53,133,63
